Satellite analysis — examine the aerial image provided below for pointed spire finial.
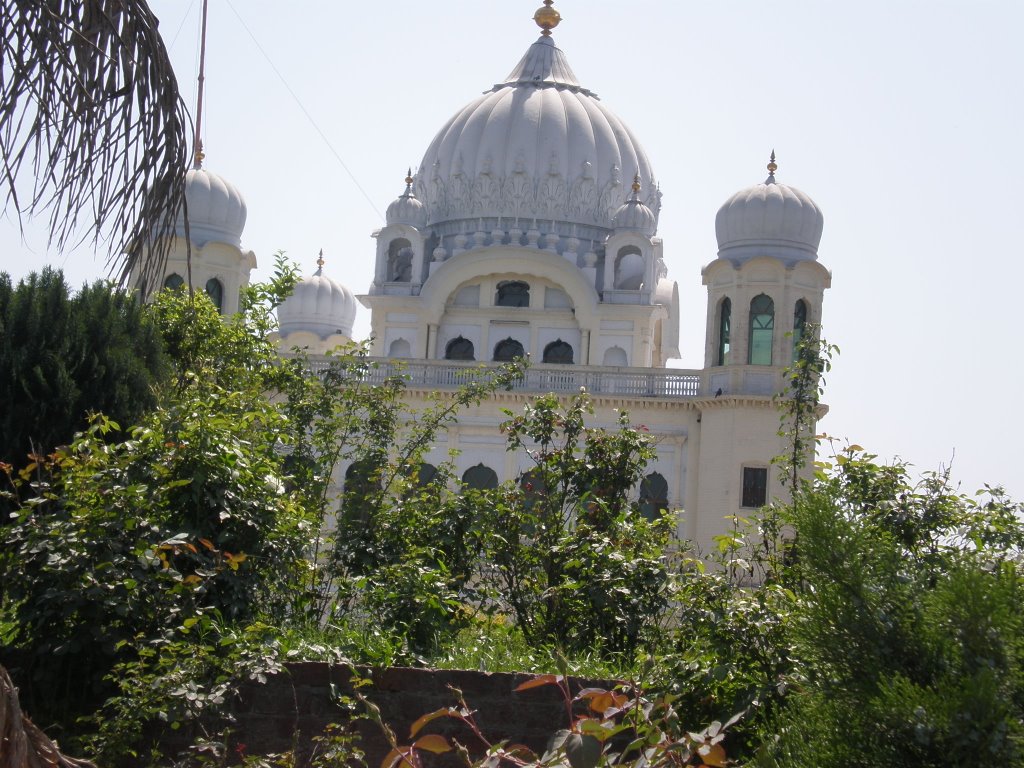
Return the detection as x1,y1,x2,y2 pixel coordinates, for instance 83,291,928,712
405,167,414,189
534,0,561,36
316,249,325,271
192,0,210,170
631,172,642,195
766,149,778,178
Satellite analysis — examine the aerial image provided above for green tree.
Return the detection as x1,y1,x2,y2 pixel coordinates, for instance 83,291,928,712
762,451,1024,767
478,392,674,655
0,271,312,732
0,269,167,469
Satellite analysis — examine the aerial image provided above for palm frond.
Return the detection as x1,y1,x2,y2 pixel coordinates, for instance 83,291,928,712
0,0,190,293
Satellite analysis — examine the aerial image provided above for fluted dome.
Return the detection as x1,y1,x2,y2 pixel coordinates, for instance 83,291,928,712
715,163,823,263
278,261,357,339
175,167,247,248
385,173,427,228
415,34,660,239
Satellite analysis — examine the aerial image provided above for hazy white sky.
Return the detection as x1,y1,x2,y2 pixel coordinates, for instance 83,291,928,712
2,1,1021,500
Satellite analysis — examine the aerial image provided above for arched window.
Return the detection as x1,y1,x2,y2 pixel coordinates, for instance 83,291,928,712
493,337,525,362
462,463,498,490
717,297,731,366
792,299,808,360
639,472,669,521
748,294,774,366
495,280,530,307
164,273,185,290
387,238,413,282
603,346,628,367
205,277,224,312
445,336,475,361
542,339,574,364
388,338,412,358
613,246,644,290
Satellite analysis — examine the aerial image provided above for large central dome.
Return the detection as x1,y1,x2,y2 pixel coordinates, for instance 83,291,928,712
415,34,660,241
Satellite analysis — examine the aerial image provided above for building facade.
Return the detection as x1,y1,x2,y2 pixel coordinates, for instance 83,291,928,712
158,4,831,555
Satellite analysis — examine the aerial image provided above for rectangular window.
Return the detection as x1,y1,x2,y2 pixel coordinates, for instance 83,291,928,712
741,467,768,508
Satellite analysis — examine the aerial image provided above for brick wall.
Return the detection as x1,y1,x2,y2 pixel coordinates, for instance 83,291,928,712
214,664,617,766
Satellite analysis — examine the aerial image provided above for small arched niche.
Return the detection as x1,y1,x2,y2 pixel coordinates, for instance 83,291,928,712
164,273,185,290
603,346,628,367
387,238,413,282
445,336,475,361
542,339,574,365
613,246,645,290
388,338,412,358
495,280,530,308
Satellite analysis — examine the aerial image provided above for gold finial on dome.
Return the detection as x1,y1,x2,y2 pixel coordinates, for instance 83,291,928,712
632,172,642,194
767,149,778,176
533,0,561,36
316,249,325,271
405,167,414,187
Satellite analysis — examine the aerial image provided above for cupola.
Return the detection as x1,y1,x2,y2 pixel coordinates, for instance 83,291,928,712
715,152,823,264
385,169,427,229
278,252,357,339
612,174,658,237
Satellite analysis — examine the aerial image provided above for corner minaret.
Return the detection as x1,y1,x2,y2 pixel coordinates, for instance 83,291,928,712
687,152,832,544
138,0,256,313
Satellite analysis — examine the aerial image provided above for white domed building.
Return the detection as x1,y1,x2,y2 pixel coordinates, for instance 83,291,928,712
356,9,831,551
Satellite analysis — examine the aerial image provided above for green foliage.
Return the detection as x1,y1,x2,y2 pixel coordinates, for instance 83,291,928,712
0,268,166,468
760,450,1024,767
478,392,674,656
0,260,312,741
372,674,740,768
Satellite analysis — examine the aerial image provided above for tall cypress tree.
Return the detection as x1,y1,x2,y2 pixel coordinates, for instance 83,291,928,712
0,268,167,468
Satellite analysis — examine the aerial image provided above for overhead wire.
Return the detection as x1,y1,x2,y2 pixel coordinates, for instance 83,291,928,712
222,0,384,221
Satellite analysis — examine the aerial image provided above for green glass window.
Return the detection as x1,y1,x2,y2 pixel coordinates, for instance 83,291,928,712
205,277,224,312
717,297,731,366
792,299,808,360
748,294,774,366
163,273,185,290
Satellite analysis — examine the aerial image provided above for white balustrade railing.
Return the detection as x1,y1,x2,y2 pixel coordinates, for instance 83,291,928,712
304,357,704,399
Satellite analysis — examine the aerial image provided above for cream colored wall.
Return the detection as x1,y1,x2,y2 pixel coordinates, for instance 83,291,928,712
150,237,256,315
687,401,789,552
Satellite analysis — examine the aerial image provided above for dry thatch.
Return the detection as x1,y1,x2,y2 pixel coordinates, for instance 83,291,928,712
0,664,95,768
0,0,190,293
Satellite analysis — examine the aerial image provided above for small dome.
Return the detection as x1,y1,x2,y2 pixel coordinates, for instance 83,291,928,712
715,155,823,263
385,171,427,228
278,256,357,339
612,175,657,237
175,167,247,248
